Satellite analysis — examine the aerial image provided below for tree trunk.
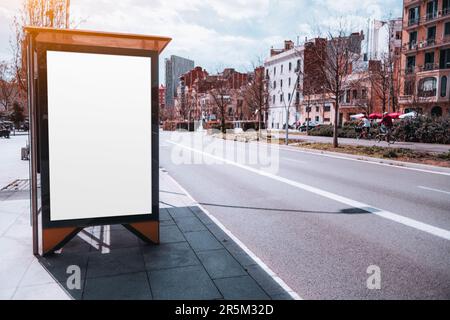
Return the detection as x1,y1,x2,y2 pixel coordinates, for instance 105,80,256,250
333,97,339,148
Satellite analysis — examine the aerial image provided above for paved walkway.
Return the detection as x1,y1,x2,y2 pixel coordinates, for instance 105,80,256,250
0,149,292,299
272,133,450,154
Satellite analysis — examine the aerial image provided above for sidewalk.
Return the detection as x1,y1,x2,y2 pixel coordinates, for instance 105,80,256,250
272,133,450,154
0,137,293,300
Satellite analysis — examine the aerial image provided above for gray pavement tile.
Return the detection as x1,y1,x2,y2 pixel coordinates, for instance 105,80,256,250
83,272,152,300
189,206,214,225
214,276,270,300
174,216,207,233
20,258,84,300
148,265,222,300
167,207,195,219
206,224,233,245
12,283,70,300
197,249,247,280
184,230,224,252
86,247,144,278
59,235,92,254
142,242,200,270
0,256,33,290
226,248,257,268
246,265,287,296
38,253,88,299
160,219,176,226
159,225,186,244
159,209,173,222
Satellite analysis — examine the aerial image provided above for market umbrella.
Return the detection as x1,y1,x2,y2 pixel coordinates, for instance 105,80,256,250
369,113,382,119
388,112,402,119
350,113,365,120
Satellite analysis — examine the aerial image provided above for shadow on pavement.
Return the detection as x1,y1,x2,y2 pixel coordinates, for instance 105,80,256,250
36,206,292,300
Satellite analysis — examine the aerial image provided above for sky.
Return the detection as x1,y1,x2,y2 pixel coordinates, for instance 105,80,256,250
0,0,402,82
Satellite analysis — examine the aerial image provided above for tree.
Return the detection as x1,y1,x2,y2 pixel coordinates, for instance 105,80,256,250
9,101,25,126
11,0,72,95
243,65,269,139
0,61,17,112
311,27,363,147
209,76,231,134
368,56,393,114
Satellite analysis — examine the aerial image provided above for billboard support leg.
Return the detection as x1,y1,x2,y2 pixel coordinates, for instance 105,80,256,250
42,227,83,255
124,221,159,245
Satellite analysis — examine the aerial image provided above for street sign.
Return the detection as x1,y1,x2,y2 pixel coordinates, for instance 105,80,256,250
25,27,171,255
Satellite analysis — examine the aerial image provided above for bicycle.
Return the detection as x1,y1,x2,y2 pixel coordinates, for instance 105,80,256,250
376,128,396,144
355,126,372,140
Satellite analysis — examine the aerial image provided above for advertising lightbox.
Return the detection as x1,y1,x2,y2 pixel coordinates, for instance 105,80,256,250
46,51,153,221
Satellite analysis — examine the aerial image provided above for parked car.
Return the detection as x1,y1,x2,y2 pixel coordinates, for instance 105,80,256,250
0,124,11,138
298,121,321,132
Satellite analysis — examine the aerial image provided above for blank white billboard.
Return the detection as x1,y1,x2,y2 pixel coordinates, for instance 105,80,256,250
46,51,152,221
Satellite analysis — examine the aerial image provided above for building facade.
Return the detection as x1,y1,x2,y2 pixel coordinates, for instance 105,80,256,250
264,40,303,129
399,0,450,117
165,55,194,108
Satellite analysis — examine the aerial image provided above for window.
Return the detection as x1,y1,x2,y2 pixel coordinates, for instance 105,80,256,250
352,89,358,99
281,64,284,74
296,92,300,103
362,89,368,99
273,81,276,89
426,1,438,20
441,76,447,97
424,52,435,70
274,67,276,75
407,55,416,73
427,26,436,45
296,59,301,71
316,106,319,112
324,117,330,122
409,31,417,49
408,6,420,25
273,95,275,104
324,106,331,112
444,0,450,15
280,94,283,102
288,77,291,86
280,79,283,88
266,69,269,78
440,48,450,69
315,116,320,122
445,22,450,36
288,93,291,102
289,62,292,71
345,90,351,103
418,77,437,97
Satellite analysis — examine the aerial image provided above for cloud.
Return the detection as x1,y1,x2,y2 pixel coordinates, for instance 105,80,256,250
0,0,402,79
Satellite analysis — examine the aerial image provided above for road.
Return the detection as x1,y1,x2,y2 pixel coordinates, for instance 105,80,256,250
160,131,450,300
272,132,450,154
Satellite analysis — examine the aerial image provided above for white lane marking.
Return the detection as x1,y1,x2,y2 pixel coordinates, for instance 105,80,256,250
282,157,307,164
418,186,450,196
164,171,302,300
169,141,450,241
271,143,450,177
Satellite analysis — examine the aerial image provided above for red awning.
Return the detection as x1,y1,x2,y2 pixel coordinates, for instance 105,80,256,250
369,113,382,119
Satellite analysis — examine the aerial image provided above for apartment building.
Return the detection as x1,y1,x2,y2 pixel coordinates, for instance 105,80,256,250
400,0,450,117
264,40,303,129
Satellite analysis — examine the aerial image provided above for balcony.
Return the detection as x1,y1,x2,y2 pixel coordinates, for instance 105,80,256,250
402,36,450,54
404,9,450,29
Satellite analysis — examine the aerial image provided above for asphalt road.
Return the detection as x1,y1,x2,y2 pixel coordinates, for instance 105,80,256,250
160,131,450,300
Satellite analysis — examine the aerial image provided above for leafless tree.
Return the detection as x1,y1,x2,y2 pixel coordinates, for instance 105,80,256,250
0,61,18,112
10,0,72,95
209,76,231,134
243,64,269,139
311,25,363,147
